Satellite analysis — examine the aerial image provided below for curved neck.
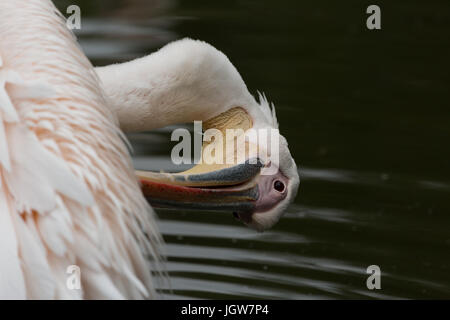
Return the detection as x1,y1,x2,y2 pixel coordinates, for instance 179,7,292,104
95,39,255,132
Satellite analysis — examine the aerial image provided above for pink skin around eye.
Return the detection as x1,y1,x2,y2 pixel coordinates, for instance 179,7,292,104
254,171,288,213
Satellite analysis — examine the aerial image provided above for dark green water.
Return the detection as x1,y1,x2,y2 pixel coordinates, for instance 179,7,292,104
57,0,450,298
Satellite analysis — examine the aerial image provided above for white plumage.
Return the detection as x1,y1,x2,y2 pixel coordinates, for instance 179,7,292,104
0,0,162,299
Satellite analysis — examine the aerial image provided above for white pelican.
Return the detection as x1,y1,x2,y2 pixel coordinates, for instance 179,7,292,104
0,0,299,299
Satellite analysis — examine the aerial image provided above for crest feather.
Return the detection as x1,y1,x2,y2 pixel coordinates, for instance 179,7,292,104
257,91,278,128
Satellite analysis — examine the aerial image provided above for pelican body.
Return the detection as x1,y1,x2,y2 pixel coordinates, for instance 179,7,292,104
0,0,299,299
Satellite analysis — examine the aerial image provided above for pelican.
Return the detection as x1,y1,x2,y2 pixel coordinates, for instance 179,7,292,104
0,0,299,299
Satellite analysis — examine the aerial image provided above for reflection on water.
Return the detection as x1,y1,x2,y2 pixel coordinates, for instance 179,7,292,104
135,141,450,299
58,0,450,298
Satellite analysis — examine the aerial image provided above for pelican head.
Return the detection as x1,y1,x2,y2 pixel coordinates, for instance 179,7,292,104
96,39,300,231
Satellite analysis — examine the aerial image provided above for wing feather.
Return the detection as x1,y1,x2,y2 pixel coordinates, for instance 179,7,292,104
0,191,26,299
0,0,164,299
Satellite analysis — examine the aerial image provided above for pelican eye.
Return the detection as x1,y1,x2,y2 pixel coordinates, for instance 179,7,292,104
274,180,285,193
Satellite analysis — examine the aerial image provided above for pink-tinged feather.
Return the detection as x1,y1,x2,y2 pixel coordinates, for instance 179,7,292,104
0,0,164,299
0,191,26,299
